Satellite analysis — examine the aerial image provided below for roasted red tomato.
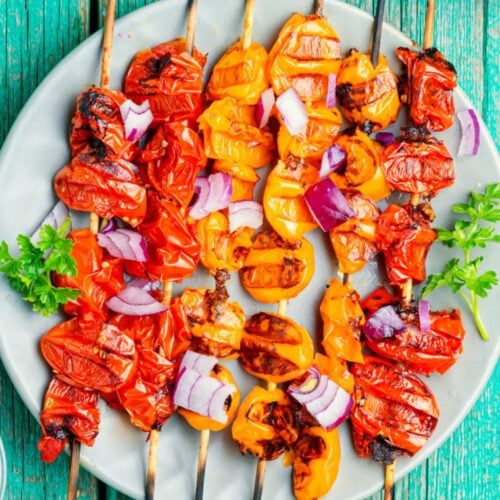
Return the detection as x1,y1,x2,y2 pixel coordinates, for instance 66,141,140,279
109,297,191,362
124,38,207,125
396,47,457,131
377,203,437,285
361,286,398,314
70,87,135,160
54,153,147,226
366,307,465,376
350,355,439,463
139,120,206,208
130,192,200,282
240,312,314,384
41,317,137,394
52,228,125,321
382,127,455,196
232,386,300,460
38,376,100,463
115,348,177,432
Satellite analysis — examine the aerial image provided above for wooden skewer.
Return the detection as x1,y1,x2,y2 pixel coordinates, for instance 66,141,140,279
66,439,81,500
316,0,325,17
145,282,173,500
252,299,287,500
371,0,386,67
385,5,437,495
241,0,255,50
186,0,199,55
67,2,117,499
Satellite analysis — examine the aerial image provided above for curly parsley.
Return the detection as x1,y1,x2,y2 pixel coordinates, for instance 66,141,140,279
0,218,81,317
421,183,500,340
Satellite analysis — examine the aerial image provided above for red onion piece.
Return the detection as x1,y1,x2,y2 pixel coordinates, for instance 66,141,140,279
276,87,308,136
364,305,407,341
120,99,153,141
105,286,167,316
228,201,264,232
97,228,148,261
189,173,233,220
127,277,161,293
375,131,395,146
304,177,355,231
457,108,480,157
180,350,218,376
31,201,70,244
173,367,200,408
287,368,353,430
319,144,346,178
255,88,275,129
326,73,337,109
101,218,118,234
418,300,431,332
173,366,236,424
208,384,235,423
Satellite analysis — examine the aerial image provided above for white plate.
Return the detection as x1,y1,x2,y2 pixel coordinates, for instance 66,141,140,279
0,1,498,499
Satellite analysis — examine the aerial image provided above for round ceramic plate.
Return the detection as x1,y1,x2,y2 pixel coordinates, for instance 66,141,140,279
0,1,498,499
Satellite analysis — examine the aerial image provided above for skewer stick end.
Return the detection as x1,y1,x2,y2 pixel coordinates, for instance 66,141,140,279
145,429,161,500
67,439,81,500
253,458,267,500
195,429,211,500
383,460,396,500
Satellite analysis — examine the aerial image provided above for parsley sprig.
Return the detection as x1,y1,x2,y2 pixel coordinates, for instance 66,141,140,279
0,218,81,317
421,183,500,340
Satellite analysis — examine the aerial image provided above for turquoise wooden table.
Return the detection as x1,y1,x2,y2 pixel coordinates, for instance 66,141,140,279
0,0,498,499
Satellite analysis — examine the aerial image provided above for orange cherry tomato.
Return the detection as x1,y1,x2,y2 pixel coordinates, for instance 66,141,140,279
336,50,401,131
231,386,300,460
180,286,245,360
240,311,314,384
263,159,319,240
267,13,342,102
240,230,315,303
206,40,269,104
320,278,365,364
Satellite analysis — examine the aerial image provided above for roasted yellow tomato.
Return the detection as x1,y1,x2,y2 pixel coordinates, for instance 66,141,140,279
212,159,260,202
240,312,314,384
197,97,274,168
267,13,342,102
320,278,365,363
336,49,401,131
178,363,240,431
330,191,380,274
195,211,255,274
329,127,392,201
180,286,245,359
277,102,342,162
263,159,319,240
206,40,269,104
231,386,299,460
290,425,341,500
240,230,315,303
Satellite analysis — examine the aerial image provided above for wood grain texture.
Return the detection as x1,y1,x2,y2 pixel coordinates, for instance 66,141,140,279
0,1,498,499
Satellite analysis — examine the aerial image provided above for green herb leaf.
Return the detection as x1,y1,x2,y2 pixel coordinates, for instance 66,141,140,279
0,221,81,317
421,183,500,341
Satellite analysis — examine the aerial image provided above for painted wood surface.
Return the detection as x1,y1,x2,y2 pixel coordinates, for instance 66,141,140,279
0,0,498,499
